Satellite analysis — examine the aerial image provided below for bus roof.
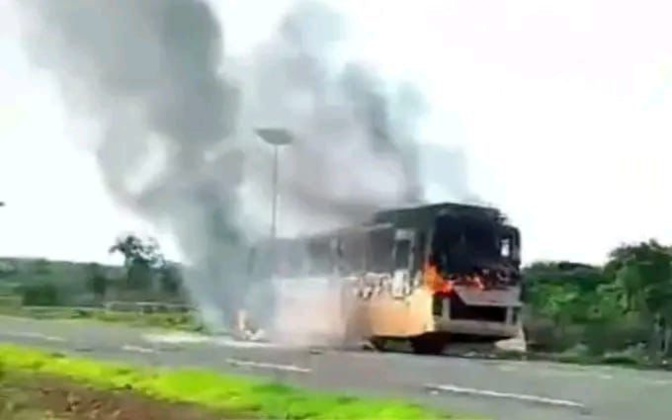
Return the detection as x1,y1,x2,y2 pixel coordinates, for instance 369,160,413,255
372,201,506,227
269,202,509,243
275,222,394,243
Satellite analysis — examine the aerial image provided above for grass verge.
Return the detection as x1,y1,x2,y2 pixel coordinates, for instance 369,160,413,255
0,344,465,419
0,304,201,332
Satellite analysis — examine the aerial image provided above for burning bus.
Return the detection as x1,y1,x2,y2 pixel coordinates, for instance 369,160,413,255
243,201,522,354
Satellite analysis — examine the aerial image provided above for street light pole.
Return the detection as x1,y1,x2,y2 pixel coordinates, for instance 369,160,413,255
270,146,279,242
255,128,294,245
241,128,293,340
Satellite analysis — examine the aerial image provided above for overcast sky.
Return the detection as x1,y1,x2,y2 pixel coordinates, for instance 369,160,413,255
0,0,670,265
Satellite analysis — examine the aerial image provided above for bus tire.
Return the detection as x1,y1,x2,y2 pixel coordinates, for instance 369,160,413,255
410,334,447,355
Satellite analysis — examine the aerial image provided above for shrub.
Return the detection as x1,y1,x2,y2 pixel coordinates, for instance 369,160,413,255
20,282,61,306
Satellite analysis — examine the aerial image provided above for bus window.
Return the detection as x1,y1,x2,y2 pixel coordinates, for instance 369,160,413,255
339,232,366,276
307,238,332,276
394,239,411,269
501,238,511,258
500,226,521,263
368,228,394,272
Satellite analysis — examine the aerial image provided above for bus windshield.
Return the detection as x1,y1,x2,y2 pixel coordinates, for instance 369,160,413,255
431,214,500,274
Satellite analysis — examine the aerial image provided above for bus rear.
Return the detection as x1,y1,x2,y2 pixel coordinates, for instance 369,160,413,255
360,203,523,354
425,217,523,343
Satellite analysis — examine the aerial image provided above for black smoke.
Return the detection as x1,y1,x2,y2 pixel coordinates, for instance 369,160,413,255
240,2,427,232
18,0,245,328
15,0,466,334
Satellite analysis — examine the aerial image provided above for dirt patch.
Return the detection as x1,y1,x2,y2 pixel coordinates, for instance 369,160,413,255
0,373,255,419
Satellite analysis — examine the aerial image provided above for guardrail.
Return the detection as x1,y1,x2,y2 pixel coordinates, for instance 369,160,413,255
13,301,193,315
103,301,192,314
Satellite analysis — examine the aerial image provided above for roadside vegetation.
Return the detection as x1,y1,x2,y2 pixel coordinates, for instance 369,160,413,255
0,234,199,332
0,301,201,332
0,234,186,308
2,234,672,369
0,344,460,419
524,240,672,368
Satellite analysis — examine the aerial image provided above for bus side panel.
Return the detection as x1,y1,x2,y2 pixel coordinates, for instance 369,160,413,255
345,275,436,339
343,226,437,339
363,286,435,338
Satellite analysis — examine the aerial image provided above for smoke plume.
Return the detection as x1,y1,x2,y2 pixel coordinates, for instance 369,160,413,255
232,1,429,343
235,1,427,234
18,0,246,329
15,0,464,338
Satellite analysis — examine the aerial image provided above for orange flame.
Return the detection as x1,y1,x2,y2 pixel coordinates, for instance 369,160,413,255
423,263,454,294
424,263,488,292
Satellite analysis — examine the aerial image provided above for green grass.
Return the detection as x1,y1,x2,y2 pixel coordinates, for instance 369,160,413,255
0,304,202,332
0,344,469,419
91,310,202,331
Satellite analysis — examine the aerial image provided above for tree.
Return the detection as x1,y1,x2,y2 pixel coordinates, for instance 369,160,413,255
86,263,108,301
32,258,52,276
109,234,165,291
525,261,608,293
159,263,183,297
614,241,672,358
20,282,60,306
521,239,672,362
109,234,164,268
0,261,16,280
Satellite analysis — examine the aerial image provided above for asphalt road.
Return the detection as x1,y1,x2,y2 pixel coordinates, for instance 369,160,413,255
0,316,669,420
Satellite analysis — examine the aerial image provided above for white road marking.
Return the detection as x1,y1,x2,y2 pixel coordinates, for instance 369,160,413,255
226,358,311,373
143,333,212,344
212,336,281,349
649,379,672,386
122,345,157,354
1,331,66,342
143,333,281,349
496,363,614,379
551,370,613,380
425,383,586,410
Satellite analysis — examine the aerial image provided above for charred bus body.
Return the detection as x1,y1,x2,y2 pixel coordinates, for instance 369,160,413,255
246,201,522,354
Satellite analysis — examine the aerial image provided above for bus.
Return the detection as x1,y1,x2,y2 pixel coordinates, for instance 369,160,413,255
244,201,522,354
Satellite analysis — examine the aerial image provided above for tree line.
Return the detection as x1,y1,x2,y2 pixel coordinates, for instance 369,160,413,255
524,239,672,363
0,234,185,307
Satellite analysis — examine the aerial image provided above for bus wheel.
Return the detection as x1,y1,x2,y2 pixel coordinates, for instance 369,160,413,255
410,334,447,355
